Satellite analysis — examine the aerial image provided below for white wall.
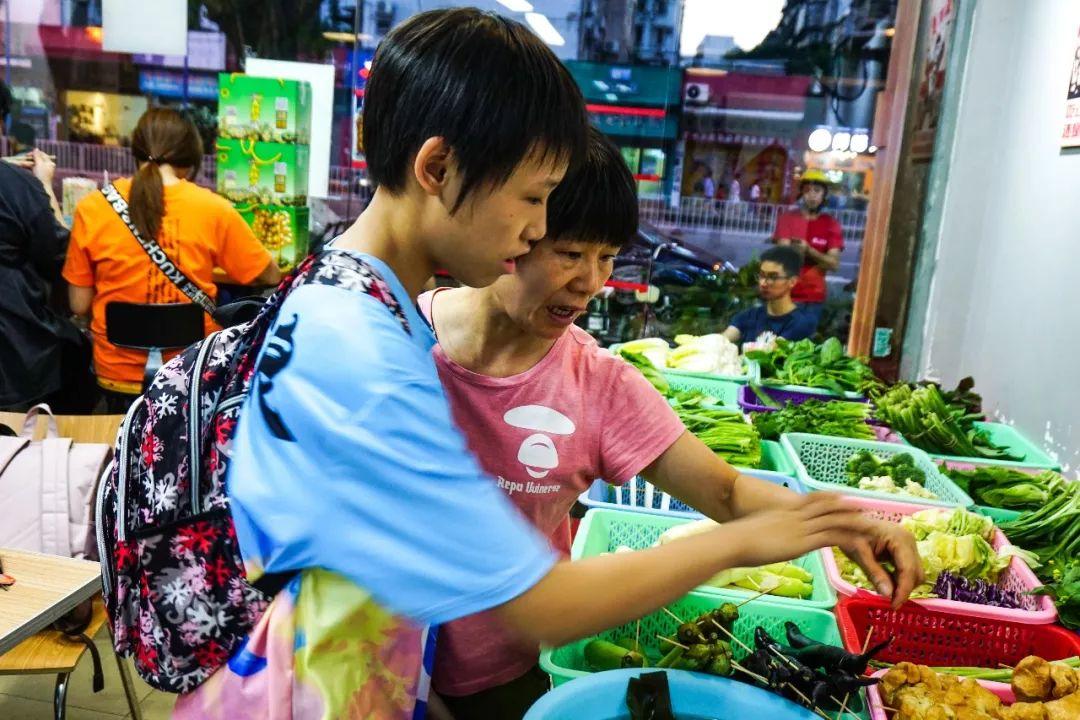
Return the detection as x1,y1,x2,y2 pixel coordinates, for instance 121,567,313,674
909,0,1080,472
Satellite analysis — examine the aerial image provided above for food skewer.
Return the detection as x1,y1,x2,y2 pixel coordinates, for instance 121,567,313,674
837,624,875,719
656,635,689,651
736,587,775,608
730,660,769,684
710,621,752,654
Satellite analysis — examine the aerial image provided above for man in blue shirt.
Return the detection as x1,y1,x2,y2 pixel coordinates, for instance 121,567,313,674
723,246,818,345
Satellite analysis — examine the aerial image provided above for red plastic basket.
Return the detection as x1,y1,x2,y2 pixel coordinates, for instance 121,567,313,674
834,597,1080,670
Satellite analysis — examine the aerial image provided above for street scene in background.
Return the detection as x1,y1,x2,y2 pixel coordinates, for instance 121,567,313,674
1,2,1079,720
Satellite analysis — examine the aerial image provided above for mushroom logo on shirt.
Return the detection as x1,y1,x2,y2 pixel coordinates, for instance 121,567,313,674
503,405,576,479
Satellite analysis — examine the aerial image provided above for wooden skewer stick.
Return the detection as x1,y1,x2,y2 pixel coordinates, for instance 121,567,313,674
781,680,831,720
661,606,684,624
832,692,852,720
656,635,689,651
838,623,877,719
736,587,774,608
635,619,641,650
730,660,769,685
710,619,753,654
761,646,853,720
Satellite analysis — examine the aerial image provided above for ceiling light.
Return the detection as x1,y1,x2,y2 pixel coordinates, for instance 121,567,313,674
526,12,565,46
498,0,534,11
808,128,832,152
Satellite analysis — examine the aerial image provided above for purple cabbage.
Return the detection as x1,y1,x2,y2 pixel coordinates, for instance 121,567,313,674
932,571,1025,608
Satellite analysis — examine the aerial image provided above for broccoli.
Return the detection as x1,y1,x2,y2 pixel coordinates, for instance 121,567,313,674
845,451,926,487
846,451,883,484
887,457,927,486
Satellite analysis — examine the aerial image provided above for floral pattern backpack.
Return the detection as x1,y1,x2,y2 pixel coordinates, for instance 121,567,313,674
96,249,410,693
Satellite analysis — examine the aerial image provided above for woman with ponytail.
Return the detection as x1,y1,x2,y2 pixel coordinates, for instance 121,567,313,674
63,107,281,410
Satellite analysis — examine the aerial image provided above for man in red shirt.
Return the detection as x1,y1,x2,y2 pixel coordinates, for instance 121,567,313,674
772,169,844,325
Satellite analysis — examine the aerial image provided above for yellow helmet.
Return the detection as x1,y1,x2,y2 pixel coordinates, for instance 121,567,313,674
800,169,832,187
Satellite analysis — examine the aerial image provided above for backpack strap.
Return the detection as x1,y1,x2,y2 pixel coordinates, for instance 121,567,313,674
101,183,217,316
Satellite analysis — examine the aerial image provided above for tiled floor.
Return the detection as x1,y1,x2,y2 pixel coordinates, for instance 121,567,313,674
0,627,175,719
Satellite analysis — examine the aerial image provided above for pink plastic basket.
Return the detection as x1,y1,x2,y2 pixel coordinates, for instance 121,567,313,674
820,495,1058,624
866,669,1013,720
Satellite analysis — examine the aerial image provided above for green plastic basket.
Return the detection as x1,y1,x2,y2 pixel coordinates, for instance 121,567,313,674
905,422,1062,471
663,360,752,385
780,433,974,508
609,343,751,384
760,439,795,477
664,372,742,408
974,505,1023,524
570,509,837,610
746,360,866,400
538,591,866,718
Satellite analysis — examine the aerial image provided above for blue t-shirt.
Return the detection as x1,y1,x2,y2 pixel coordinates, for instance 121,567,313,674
176,251,557,719
229,251,556,622
730,304,818,343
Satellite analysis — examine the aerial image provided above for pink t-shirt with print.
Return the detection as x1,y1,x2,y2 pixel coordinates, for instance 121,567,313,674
418,289,685,697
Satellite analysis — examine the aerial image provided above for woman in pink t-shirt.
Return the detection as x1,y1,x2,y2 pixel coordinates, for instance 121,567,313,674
420,129,921,719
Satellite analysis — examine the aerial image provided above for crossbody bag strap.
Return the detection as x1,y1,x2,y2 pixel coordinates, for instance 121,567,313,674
100,183,217,315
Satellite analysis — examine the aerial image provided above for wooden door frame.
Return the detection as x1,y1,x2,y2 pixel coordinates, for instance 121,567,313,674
848,0,924,356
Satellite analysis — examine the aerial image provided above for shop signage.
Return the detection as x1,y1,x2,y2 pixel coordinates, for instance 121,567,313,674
911,0,955,160
138,71,219,101
1062,26,1080,148
134,31,227,72
566,61,683,106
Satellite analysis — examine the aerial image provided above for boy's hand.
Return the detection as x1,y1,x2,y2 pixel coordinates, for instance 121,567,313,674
723,493,875,569
838,521,923,609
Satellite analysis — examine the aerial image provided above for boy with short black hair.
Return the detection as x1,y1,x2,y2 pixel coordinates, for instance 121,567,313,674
723,245,819,345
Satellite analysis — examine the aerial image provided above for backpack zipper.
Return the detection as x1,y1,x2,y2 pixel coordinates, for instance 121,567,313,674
96,457,116,597
189,332,220,513
115,395,144,544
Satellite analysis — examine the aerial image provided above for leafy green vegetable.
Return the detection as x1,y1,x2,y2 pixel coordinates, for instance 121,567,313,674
845,450,927,487
748,383,781,409
871,383,1022,461
618,349,669,395
675,405,762,468
944,466,1066,510
835,517,1011,600
899,507,995,542
998,481,1080,571
751,399,876,441
996,481,1080,625
1032,560,1080,630
746,337,877,396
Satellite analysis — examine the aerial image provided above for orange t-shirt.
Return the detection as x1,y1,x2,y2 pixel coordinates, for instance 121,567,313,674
63,178,272,390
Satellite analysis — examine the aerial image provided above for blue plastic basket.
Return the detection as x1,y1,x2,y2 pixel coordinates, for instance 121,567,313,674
524,669,823,720
579,469,805,519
